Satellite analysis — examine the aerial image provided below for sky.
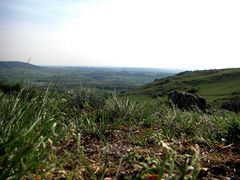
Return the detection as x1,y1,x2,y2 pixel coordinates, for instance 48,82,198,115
0,0,240,70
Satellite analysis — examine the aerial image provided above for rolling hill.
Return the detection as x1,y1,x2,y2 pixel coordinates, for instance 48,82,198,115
0,61,40,69
125,68,240,103
0,61,175,92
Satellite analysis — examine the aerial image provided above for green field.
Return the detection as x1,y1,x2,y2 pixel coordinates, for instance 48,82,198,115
126,68,240,103
0,61,176,92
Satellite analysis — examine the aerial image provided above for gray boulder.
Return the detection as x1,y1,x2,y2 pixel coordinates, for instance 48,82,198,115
168,90,207,112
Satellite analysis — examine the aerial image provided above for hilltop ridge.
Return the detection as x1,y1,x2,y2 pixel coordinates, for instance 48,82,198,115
0,61,40,69
125,67,240,103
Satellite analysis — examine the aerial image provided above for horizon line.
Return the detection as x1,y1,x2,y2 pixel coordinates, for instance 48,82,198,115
0,60,239,71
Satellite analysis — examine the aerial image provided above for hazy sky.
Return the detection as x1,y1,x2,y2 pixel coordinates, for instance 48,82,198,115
0,0,240,69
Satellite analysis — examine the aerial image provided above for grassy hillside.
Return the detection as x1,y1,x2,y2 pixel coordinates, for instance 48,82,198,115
0,63,239,179
0,61,176,92
126,68,240,103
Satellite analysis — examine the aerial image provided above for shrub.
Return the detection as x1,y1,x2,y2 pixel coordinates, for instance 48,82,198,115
103,96,149,124
0,82,23,94
65,89,108,113
187,88,198,94
225,117,240,144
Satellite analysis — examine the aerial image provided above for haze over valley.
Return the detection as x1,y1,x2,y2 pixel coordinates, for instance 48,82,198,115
1,0,240,69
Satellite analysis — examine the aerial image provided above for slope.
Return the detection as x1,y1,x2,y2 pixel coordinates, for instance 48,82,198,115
126,68,240,102
0,61,40,69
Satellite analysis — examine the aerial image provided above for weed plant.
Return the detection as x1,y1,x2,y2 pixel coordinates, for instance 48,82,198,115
0,88,239,178
0,89,65,179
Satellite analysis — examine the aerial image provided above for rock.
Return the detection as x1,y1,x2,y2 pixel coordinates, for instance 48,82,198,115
168,90,207,112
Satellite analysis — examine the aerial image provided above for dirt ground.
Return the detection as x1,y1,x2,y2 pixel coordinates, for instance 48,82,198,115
48,125,240,179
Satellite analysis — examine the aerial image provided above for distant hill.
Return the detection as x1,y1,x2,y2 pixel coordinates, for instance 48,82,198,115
125,68,240,103
0,61,174,92
0,61,40,69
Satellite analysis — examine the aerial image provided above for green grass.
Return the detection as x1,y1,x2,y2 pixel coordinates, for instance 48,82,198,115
1,88,239,179
127,68,240,98
1,62,239,178
0,89,66,179
122,68,240,114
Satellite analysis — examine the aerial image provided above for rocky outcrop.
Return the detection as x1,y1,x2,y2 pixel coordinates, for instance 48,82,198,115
168,90,207,112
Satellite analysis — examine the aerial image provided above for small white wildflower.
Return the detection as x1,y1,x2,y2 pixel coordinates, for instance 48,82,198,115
187,166,194,171
161,140,171,151
51,122,58,137
47,138,53,146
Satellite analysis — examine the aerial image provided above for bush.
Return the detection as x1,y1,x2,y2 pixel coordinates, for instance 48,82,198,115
66,89,108,112
187,88,198,94
0,82,23,94
103,96,150,124
226,117,240,144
